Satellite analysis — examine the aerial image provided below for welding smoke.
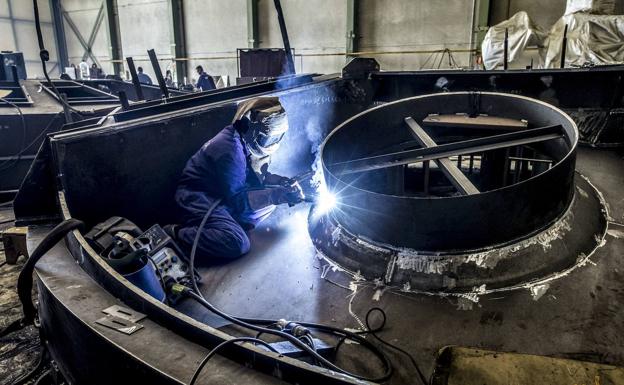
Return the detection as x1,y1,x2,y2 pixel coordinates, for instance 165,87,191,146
264,85,339,197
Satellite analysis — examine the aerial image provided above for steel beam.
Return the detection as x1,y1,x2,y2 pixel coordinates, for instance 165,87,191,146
105,0,123,76
247,0,259,48
147,49,170,99
473,0,491,55
331,124,564,175
273,0,295,74
346,0,359,60
0,16,52,25
7,1,18,52
50,0,69,70
61,4,101,67
82,3,106,63
406,117,479,195
168,0,187,86
125,57,144,101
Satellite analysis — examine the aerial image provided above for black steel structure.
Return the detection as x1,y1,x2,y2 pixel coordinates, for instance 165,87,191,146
321,92,577,251
8,59,624,385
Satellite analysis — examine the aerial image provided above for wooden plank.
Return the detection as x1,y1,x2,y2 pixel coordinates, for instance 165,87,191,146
423,113,528,130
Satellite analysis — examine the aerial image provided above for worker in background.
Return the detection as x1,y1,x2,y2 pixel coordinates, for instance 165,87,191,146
79,60,89,80
136,67,153,85
168,97,303,262
89,63,103,79
165,70,174,88
195,65,216,91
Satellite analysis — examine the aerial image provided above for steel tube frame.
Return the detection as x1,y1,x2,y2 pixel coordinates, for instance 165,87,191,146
321,92,578,251
406,117,480,195
331,124,564,175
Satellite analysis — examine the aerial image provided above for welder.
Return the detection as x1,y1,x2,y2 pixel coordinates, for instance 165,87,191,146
169,97,304,262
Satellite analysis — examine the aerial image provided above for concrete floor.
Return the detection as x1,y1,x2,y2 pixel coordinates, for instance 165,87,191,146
1,147,623,384
0,207,42,385
179,147,624,384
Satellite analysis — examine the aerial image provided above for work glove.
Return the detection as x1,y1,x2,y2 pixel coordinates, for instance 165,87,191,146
262,172,291,187
270,182,305,206
245,182,305,211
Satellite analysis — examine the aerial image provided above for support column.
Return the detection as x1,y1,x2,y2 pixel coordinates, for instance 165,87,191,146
105,0,123,76
247,0,259,48
273,0,295,75
346,0,359,61
472,0,491,58
168,0,187,86
50,0,69,70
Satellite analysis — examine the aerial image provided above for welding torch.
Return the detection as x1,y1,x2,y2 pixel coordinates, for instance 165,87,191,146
264,170,317,205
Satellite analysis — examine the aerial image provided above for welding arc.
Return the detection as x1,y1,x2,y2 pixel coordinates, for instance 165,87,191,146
185,179,393,381
181,287,393,382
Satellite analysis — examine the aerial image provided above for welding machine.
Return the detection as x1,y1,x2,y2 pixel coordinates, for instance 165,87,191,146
85,217,195,303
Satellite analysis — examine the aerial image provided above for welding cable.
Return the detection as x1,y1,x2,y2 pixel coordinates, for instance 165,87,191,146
189,337,279,385
237,310,428,384
184,196,393,381
344,307,428,385
188,198,222,298
0,219,84,338
173,285,393,382
0,97,27,170
32,0,91,117
8,347,49,385
0,113,62,173
33,368,52,385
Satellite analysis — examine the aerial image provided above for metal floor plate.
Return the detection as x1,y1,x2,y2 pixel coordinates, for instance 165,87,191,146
176,147,624,384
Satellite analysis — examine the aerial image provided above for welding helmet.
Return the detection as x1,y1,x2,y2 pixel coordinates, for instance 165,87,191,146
233,97,288,158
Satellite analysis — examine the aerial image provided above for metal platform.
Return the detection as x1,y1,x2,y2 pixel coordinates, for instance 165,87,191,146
29,147,624,385
13,60,624,384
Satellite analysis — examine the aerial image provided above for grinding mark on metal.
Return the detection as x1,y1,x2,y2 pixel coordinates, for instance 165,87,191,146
312,174,611,308
576,185,589,199
372,289,384,301
346,283,366,331
384,255,397,284
607,228,624,238
530,283,550,301
331,226,342,247
395,251,452,274
456,297,476,311
354,236,392,254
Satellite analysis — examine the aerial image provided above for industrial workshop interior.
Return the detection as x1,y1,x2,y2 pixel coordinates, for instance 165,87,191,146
2,0,624,384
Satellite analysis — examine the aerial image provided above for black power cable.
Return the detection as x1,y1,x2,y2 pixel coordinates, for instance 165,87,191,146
188,198,221,298
8,347,48,385
0,97,27,171
361,308,428,385
0,113,62,173
189,337,278,385
32,0,92,117
173,285,393,383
